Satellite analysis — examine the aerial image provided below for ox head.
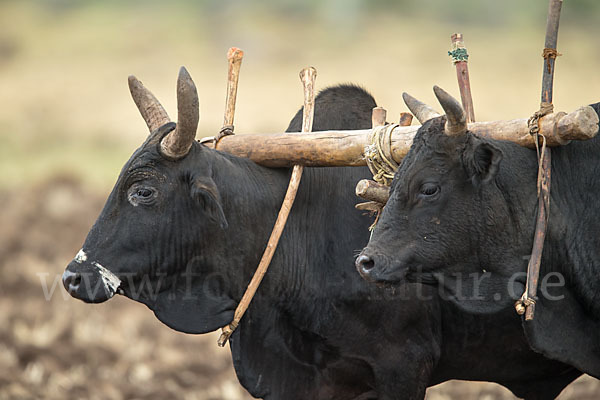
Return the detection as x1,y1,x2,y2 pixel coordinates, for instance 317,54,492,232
63,67,237,333
356,86,511,287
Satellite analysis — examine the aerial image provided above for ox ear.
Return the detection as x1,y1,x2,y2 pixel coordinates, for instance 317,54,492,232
190,176,228,229
463,140,503,185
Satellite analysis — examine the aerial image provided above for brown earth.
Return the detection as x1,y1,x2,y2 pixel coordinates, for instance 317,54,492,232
0,176,598,399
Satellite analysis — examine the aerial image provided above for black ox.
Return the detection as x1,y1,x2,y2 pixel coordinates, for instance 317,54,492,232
64,68,580,399
357,86,600,380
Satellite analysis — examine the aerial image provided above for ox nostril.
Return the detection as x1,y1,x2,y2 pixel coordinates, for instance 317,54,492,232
63,270,81,292
356,255,375,272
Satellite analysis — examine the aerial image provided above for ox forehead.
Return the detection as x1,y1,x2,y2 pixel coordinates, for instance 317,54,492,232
356,86,600,379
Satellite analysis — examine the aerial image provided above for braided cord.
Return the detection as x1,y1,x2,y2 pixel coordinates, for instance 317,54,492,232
365,124,400,186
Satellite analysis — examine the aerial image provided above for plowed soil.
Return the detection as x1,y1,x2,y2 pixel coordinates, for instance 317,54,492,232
1,177,597,399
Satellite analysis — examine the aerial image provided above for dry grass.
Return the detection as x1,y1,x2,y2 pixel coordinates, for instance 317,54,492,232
2,1,600,398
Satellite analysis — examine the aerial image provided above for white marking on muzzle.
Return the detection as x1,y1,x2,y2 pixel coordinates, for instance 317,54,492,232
91,261,122,296
74,249,87,263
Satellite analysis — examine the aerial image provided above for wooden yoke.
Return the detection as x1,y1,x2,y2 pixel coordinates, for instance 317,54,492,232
203,43,596,169
211,106,597,168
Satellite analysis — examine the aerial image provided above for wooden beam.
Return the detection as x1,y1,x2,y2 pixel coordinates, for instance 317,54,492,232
210,106,597,167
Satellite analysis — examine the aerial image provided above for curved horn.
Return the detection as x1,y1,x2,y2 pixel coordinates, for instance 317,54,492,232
402,92,441,124
128,75,171,132
160,67,200,159
433,86,467,136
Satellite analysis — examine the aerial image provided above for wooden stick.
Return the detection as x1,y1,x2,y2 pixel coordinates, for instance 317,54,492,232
450,33,476,123
541,0,562,105
399,112,413,127
217,67,317,347
372,107,387,127
300,67,317,133
356,179,390,204
521,152,551,320
355,201,383,212
223,47,244,130
518,0,562,322
202,47,244,148
211,106,597,168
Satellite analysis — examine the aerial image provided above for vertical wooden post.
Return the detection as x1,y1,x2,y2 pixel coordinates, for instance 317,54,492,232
209,47,244,149
223,47,244,131
450,33,475,123
541,0,562,105
520,0,562,321
372,107,387,128
299,67,317,133
399,112,413,127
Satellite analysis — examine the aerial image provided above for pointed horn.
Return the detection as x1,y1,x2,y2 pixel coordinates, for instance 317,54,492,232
402,92,441,124
433,85,467,136
160,67,200,159
128,75,171,132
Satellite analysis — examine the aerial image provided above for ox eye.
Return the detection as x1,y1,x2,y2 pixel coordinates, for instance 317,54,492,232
419,183,440,198
128,185,156,206
136,188,152,198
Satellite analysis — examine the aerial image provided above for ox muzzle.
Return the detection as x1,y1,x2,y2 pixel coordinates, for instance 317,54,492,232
63,249,122,303
355,247,411,284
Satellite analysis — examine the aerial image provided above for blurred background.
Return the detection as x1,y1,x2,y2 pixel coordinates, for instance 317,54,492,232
1,0,600,398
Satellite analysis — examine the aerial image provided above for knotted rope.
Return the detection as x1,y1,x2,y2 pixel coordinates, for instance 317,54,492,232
197,125,235,148
515,296,537,316
362,124,401,231
527,102,553,196
215,124,235,144
365,124,400,186
542,47,562,73
515,102,554,317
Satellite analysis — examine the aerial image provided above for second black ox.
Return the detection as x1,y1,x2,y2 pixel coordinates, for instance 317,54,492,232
357,85,600,380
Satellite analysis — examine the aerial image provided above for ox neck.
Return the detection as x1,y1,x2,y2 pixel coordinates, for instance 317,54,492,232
472,140,540,267
487,127,600,317
542,130,600,316
193,146,374,317
192,146,289,296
